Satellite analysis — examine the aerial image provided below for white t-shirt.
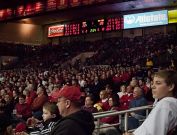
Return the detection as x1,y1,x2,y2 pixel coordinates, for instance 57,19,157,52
133,97,177,135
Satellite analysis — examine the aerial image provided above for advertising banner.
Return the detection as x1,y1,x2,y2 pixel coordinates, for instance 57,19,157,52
168,10,177,24
48,25,65,37
124,10,168,29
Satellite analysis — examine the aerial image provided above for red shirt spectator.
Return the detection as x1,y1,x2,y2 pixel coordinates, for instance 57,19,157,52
15,95,32,120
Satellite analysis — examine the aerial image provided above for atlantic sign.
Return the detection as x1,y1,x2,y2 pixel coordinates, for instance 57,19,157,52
124,10,168,29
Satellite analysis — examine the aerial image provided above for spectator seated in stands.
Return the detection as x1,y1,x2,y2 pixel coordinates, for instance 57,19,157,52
138,79,150,96
96,94,122,135
4,94,14,122
13,94,32,123
117,84,127,98
12,90,20,107
105,84,116,98
49,83,62,103
50,85,95,135
26,84,37,101
0,95,10,134
119,85,133,110
82,94,98,113
94,90,109,111
100,94,120,125
26,102,61,135
90,76,103,102
123,70,177,135
23,89,33,106
31,86,48,120
128,86,148,130
146,58,153,69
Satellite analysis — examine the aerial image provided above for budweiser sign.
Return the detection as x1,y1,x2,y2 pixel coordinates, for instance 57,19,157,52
48,25,64,37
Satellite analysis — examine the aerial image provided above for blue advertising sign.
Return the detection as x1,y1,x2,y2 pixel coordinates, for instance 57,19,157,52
124,10,168,29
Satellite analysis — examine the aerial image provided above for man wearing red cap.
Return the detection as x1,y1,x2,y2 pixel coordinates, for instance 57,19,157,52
50,85,95,135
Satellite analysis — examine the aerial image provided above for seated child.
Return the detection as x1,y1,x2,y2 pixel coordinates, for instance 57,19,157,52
26,102,61,135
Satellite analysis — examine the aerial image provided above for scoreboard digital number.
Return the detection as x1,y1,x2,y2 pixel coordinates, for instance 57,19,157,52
64,23,80,36
106,17,123,31
81,17,123,34
81,18,106,34
48,17,123,37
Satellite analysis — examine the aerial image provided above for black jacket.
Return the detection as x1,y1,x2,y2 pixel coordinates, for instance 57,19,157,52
50,110,95,135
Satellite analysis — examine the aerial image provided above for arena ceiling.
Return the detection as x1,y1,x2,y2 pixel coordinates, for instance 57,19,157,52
2,0,177,25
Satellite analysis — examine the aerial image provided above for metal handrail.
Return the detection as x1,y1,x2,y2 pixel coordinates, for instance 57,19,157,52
93,110,116,115
93,105,153,134
94,105,152,118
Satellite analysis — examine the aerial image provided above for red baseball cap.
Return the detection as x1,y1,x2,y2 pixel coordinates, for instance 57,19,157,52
57,86,81,101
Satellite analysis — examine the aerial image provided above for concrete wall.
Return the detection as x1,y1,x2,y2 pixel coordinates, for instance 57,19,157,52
0,22,43,45
144,26,166,35
166,25,176,33
123,29,143,38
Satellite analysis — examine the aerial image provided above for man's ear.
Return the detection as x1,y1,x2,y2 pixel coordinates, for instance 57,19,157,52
66,100,71,108
169,84,175,92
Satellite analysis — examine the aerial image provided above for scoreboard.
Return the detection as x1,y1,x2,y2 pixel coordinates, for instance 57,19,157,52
0,0,108,21
48,17,123,37
81,17,123,34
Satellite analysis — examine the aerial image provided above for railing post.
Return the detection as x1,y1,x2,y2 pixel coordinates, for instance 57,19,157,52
97,118,100,135
119,114,122,130
124,112,128,132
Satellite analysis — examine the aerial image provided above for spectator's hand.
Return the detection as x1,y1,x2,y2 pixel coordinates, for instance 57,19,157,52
130,112,135,117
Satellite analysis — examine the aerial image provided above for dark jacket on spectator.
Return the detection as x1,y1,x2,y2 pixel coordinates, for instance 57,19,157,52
50,110,95,135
